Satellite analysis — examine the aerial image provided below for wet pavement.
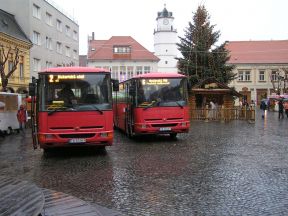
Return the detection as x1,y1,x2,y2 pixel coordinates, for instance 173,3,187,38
0,109,288,216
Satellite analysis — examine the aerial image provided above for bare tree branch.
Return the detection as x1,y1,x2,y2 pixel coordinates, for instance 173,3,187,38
6,48,19,79
0,44,20,92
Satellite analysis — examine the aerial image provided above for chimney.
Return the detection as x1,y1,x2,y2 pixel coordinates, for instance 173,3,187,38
92,32,95,40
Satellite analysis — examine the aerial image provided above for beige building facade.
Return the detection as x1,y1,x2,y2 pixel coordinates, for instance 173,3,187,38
0,9,32,93
226,40,288,105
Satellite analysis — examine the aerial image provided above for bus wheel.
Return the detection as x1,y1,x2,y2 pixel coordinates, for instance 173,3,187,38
43,148,51,154
170,133,177,139
127,125,134,138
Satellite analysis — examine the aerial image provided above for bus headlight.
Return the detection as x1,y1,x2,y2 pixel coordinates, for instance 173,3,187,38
38,134,55,142
100,133,108,137
141,124,147,129
100,132,113,138
181,122,187,127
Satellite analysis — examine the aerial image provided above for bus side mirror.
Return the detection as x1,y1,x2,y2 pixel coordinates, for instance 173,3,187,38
29,83,36,96
112,79,119,91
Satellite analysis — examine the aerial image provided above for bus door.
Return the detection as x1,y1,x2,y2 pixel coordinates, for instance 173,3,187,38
29,77,38,149
125,81,135,137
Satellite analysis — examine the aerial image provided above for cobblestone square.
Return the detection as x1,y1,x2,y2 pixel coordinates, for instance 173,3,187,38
0,110,287,215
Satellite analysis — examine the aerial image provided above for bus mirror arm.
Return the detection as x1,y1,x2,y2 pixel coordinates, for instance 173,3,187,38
28,83,36,96
112,79,119,91
29,76,38,96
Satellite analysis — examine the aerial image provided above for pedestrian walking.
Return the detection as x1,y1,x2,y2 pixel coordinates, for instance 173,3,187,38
260,100,267,119
278,100,284,119
284,101,288,118
17,104,27,130
208,101,216,119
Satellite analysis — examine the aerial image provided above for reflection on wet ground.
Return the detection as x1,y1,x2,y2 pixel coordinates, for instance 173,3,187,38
0,110,288,215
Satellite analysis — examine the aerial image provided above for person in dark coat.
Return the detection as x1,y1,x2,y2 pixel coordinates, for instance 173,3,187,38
278,100,284,119
260,100,267,119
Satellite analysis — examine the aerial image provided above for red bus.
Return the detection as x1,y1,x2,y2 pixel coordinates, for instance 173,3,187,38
113,72,190,138
29,67,118,151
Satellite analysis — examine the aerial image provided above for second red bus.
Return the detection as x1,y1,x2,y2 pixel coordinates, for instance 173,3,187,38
113,72,190,138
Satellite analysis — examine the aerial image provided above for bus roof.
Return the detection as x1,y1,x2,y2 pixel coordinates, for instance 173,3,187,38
133,72,186,79
40,67,110,74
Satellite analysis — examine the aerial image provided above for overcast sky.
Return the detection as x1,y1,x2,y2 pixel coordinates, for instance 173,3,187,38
55,0,288,55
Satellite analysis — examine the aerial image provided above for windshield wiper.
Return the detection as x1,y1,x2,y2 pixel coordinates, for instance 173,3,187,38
92,105,103,114
176,101,184,109
48,107,66,115
143,100,160,110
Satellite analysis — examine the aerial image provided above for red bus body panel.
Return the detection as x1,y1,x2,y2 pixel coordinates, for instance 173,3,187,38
38,111,113,148
115,103,190,135
133,107,190,134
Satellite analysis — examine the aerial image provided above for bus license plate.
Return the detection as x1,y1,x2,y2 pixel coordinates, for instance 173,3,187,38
159,127,171,131
69,138,86,144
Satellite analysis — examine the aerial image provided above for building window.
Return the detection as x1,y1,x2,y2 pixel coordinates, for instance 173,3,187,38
65,25,70,36
73,30,78,40
33,31,41,45
136,66,142,75
271,70,277,81
56,42,62,53
19,63,24,80
46,61,52,68
32,4,41,19
65,46,70,57
165,61,168,64
120,66,126,81
245,71,250,81
73,50,77,59
45,12,52,26
8,60,15,78
259,70,265,81
238,70,250,81
45,36,52,50
127,66,133,79
56,19,62,32
144,66,150,74
113,46,131,53
112,66,118,79
33,58,41,72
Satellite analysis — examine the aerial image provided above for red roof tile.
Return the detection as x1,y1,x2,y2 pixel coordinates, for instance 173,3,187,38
88,36,159,61
226,40,288,64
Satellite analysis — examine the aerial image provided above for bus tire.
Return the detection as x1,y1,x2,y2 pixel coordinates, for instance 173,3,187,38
127,124,134,138
170,133,177,139
43,148,51,154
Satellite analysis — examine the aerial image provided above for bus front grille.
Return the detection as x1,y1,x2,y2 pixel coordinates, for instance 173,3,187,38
151,123,178,128
59,133,95,138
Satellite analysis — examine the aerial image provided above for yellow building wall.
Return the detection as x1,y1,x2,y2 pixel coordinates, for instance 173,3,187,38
0,33,32,93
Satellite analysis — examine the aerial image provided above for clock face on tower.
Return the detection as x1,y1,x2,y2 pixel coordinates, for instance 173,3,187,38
163,19,169,25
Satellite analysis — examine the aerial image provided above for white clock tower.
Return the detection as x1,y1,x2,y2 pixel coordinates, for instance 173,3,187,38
154,5,178,73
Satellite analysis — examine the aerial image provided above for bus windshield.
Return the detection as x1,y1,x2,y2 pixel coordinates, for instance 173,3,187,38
136,78,188,108
39,73,112,112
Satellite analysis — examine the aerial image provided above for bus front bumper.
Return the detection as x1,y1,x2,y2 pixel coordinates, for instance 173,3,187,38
38,131,113,148
133,122,190,135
